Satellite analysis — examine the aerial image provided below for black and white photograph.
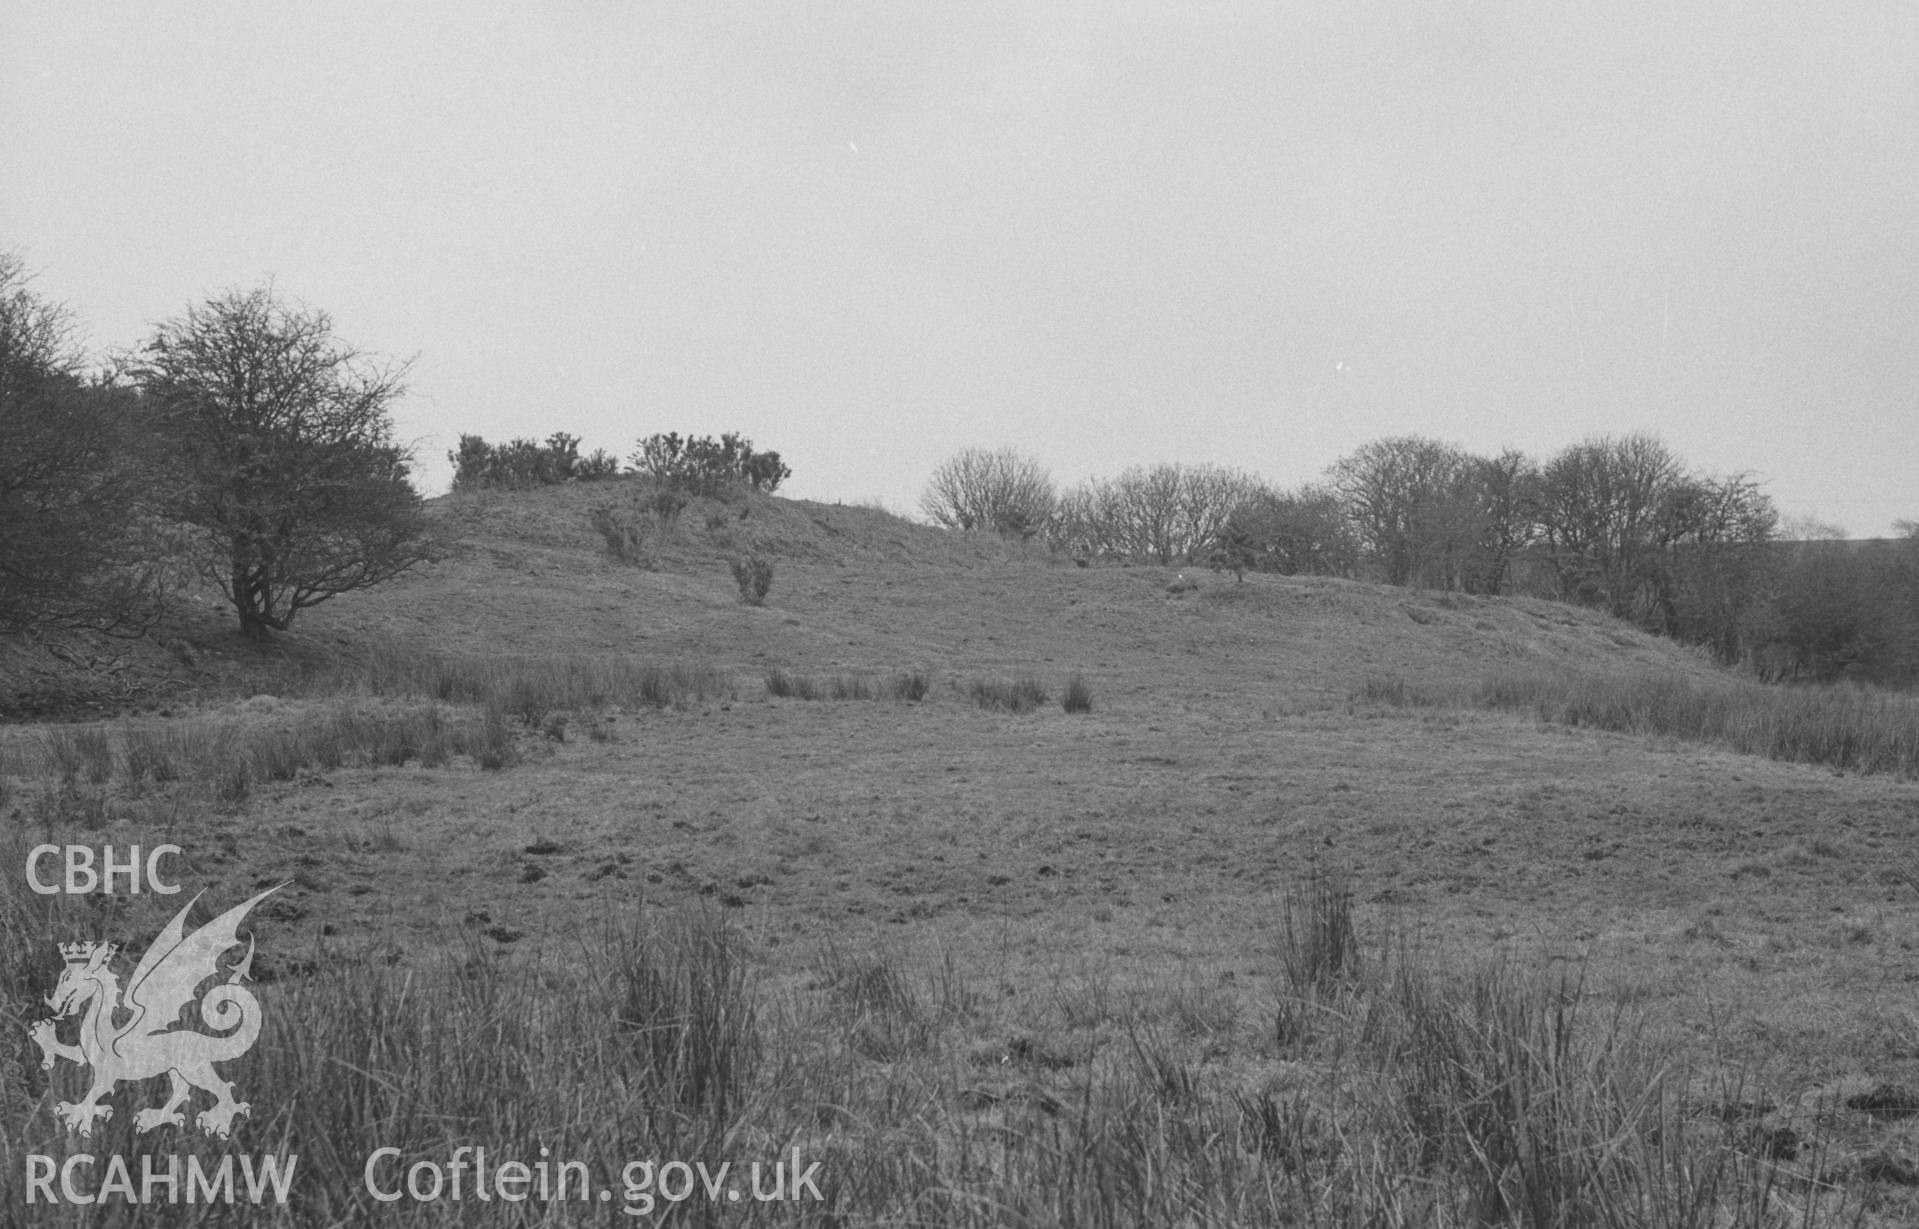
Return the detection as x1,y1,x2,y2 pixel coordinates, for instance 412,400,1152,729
4,2,1919,1223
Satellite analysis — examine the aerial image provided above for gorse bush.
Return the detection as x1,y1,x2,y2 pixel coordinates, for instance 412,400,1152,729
644,484,689,524
451,431,620,490
589,504,645,564
590,484,690,568
731,555,774,605
631,431,789,496
575,447,622,481
1062,675,1093,713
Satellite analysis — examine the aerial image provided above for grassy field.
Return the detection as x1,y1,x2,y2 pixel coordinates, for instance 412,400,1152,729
4,481,1918,1225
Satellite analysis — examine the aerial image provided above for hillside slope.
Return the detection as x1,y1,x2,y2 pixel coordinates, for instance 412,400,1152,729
9,481,1919,1221
0,479,1722,718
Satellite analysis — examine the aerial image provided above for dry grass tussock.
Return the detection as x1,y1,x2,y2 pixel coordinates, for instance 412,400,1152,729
2,862,1886,1227
764,669,931,702
302,641,735,715
1362,667,1919,778
6,647,744,821
968,676,1051,713
18,698,517,822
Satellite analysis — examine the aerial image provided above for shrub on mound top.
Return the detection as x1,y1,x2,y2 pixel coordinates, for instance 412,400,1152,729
451,431,620,490
632,432,790,497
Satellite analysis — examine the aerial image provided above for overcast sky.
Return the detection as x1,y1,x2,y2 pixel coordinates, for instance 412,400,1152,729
4,2,1915,533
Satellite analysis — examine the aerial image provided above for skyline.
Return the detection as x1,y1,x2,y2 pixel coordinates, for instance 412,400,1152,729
4,2,1915,535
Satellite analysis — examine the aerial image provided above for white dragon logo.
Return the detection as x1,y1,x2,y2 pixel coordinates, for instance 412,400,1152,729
27,885,281,1139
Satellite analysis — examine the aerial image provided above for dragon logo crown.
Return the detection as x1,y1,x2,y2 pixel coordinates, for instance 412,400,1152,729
59,940,114,965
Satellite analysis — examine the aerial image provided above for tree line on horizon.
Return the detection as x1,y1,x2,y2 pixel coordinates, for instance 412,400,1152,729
921,442,1919,687
5,251,1911,687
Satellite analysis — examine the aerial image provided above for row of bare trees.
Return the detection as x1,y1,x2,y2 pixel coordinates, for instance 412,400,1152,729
923,435,1761,602
1322,435,1780,627
919,437,1919,681
1052,464,1265,566
1327,439,1531,592
920,450,1314,569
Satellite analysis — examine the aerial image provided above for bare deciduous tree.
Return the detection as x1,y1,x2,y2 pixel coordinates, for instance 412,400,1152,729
1647,471,1777,659
1528,433,1686,613
921,447,1056,537
1328,436,1476,587
136,285,435,639
1215,483,1358,578
1051,463,1260,565
1466,449,1536,594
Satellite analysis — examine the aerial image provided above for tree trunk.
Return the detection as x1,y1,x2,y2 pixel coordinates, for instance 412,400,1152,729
236,606,270,640
232,564,271,639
